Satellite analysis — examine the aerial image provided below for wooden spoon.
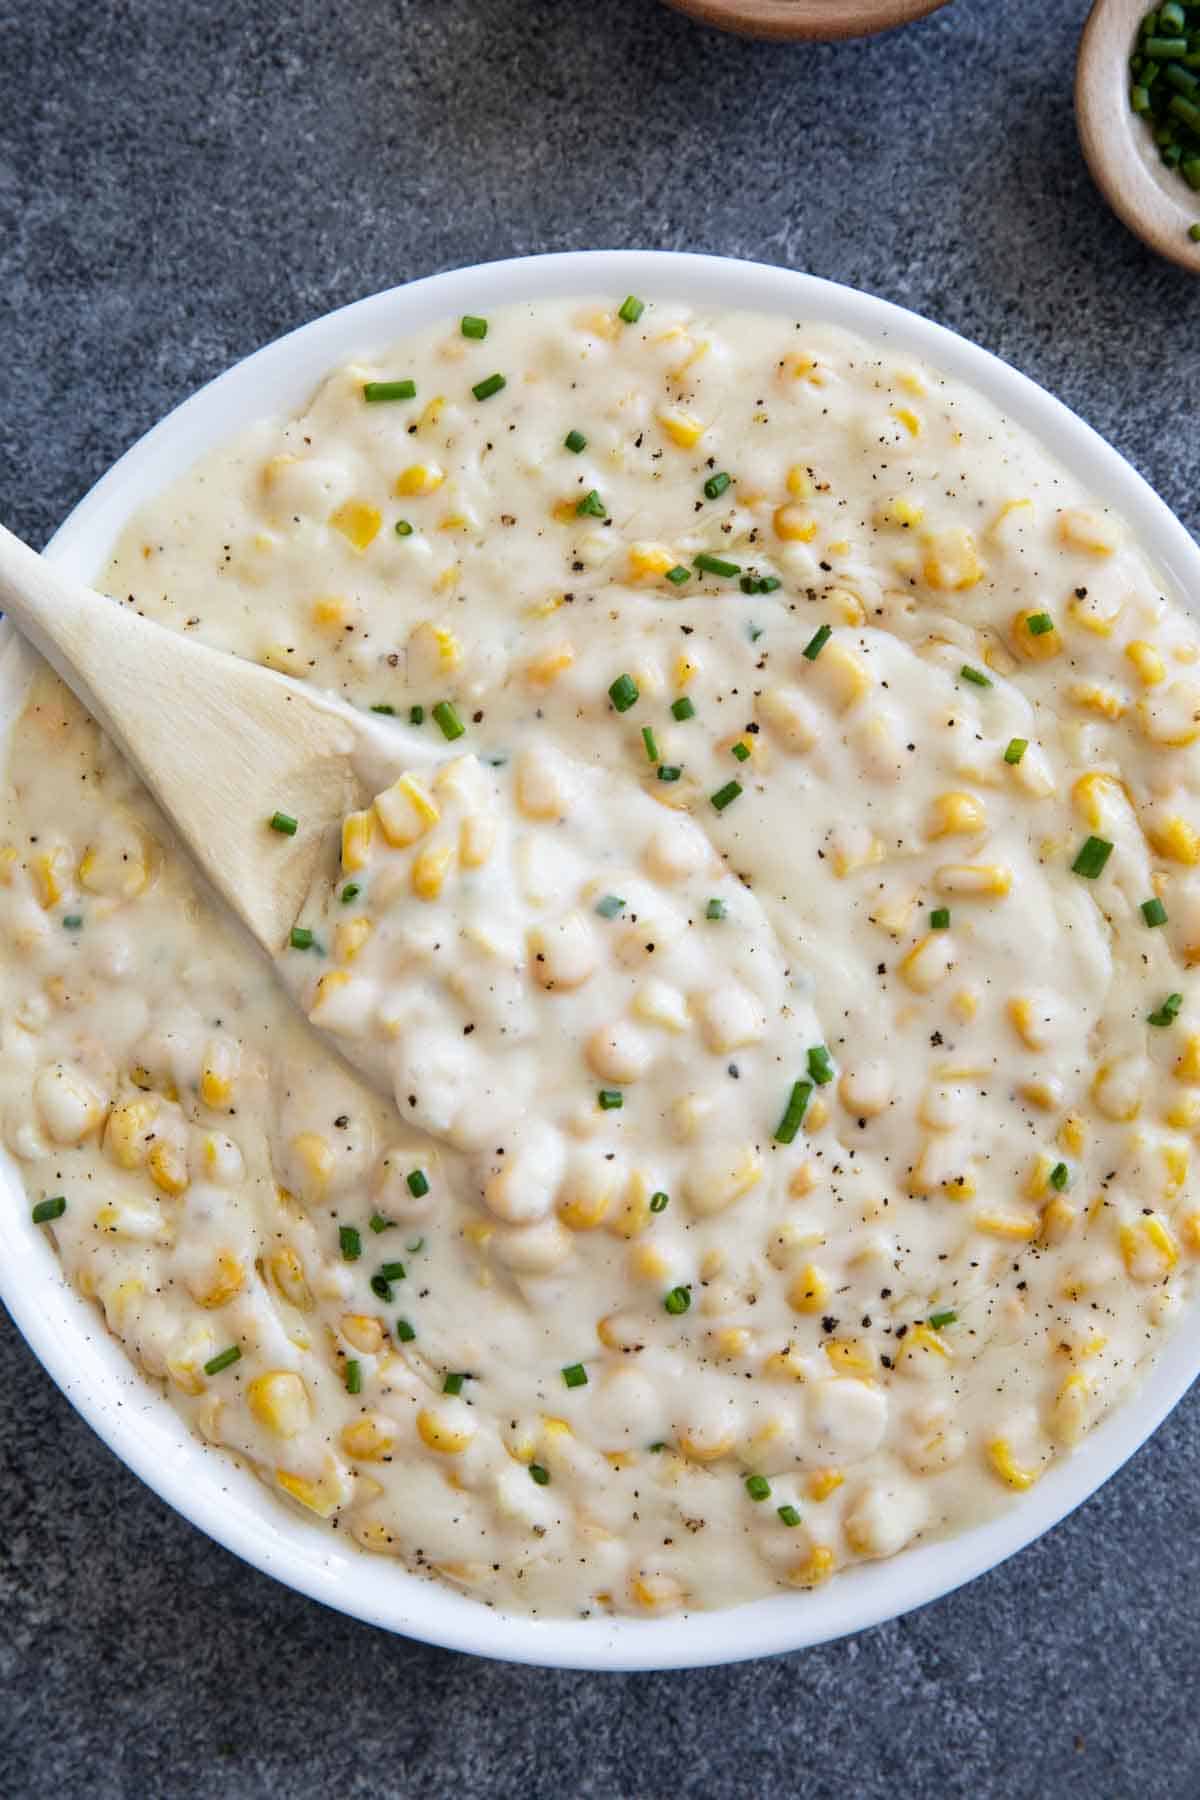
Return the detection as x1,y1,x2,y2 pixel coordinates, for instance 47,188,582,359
0,522,406,955
1077,0,1200,273
660,0,947,38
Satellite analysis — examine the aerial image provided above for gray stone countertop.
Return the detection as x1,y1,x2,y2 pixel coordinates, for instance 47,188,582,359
2,0,1199,1793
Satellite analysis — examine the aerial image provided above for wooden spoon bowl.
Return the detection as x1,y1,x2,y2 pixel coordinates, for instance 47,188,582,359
1077,0,1200,273
661,0,949,41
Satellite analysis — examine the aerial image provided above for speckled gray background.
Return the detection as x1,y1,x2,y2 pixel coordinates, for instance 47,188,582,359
2,0,1199,1794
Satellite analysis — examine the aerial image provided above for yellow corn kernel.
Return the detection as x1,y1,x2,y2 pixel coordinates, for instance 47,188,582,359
922,528,984,592
975,1211,1037,1241
630,1243,670,1282
341,808,374,873
773,504,817,543
0,844,17,887
248,1370,311,1438
268,1247,313,1311
824,1339,875,1378
668,335,711,386
551,498,580,525
829,587,865,626
675,652,699,689
786,1545,836,1588
341,1416,398,1461
433,564,460,596
1007,996,1047,1052
898,932,954,994
630,1572,687,1613
813,641,871,711
896,1323,952,1365
417,1406,474,1454
1059,1113,1086,1157
1166,1093,1200,1128
293,1133,337,1195
1025,1152,1058,1201
200,1041,237,1110
892,404,921,437
166,1327,214,1397
412,842,454,901
627,542,677,581
1125,640,1166,686
1148,815,1200,865
781,350,827,385
1058,506,1119,556
311,595,349,629
928,791,987,839
657,407,705,449
786,463,813,498
528,592,566,619
807,1468,844,1502
31,848,69,910
880,494,924,529
1040,1196,1076,1244
763,1346,808,1381
943,1172,977,1201
1051,1374,1089,1446
988,497,1034,543
788,1262,829,1314
1071,771,1126,830
1181,1210,1200,1252
275,1461,347,1519
1011,609,1063,661
191,1251,245,1310
329,499,382,552
949,987,978,1024
457,813,495,870
104,1094,159,1170
1018,1079,1060,1113
259,643,308,679
148,1139,189,1197
1119,1214,1179,1280
677,1430,735,1464
340,1314,385,1355
523,642,576,688
987,1437,1041,1491
395,462,445,497
1163,1141,1189,1198
804,1096,829,1134
714,1326,752,1358
376,774,440,850
789,1161,818,1198
310,970,352,1021
329,916,370,965
1069,682,1125,721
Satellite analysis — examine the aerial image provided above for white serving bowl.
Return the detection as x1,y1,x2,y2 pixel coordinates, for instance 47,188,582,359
4,251,1200,1671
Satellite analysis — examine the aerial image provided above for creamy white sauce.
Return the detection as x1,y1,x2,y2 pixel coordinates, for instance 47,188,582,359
4,296,1200,1620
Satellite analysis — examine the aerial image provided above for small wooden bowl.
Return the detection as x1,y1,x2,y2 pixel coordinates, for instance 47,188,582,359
661,0,949,42
1077,0,1200,273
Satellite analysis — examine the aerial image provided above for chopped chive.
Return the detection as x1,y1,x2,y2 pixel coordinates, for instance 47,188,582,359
930,907,951,930
1027,612,1054,636
363,379,416,402
1191,223,1200,241
339,1225,362,1262
759,576,782,593
1049,1162,1071,1192
705,897,727,920
396,1318,416,1342
657,764,683,782
929,1308,958,1328
432,699,465,740
564,428,587,453
562,1362,588,1389
617,294,645,324
664,1285,692,1315
598,1089,623,1110
62,914,83,931
289,927,315,950
671,696,696,721
745,1474,771,1502
576,488,606,518
345,1360,362,1395
665,564,691,585
694,552,741,577
31,1195,66,1224
650,1191,670,1213
529,1462,550,1485
740,576,761,595
747,624,763,643
379,1261,407,1282
1170,93,1200,128
1142,896,1168,927
1145,36,1189,58
803,624,832,661
609,672,639,712
341,882,361,904
443,1372,465,1396
370,703,396,716
648,1442,667,1453
774,1079,813,1144
204,1345,241,1376
710,780,743,812
1072,835,1113,879
461,315,488,339
595,893,626,918
409,703,424,724
394,519,414,537
642,725,660,763
406,1169,430,1198
369,1211,391,1234
703,472,731,500
1004,737,1028,765
731,741,751,762
471,372,506,401
807,1044,834,1086
959,664,992,688
1149,992,1184,1026
406,1237,425,1253
269,811,298,836
777,1504,802,1527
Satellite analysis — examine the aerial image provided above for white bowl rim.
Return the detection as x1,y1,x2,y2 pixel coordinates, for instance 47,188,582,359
5,248,1200,1672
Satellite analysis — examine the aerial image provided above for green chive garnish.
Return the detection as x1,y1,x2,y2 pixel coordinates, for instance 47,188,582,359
31,1196,66,1224
1149,992,1184,1026
642,725,660,763
341,883,361,903
576,488,606,518
204,1345,241,1376
706,898,726,920
598,1089,623,1110
289,927,315,950
396,1318,416,1342
443,1373,465,1395
671,696,695,721
395,520,414,537
407,1169,430,1198
369,1211,391,1234
564,429,587,453
703,472,731,500
1004,737,1028,764
379,1261,406,1282
617,295,645,324
1049,1162,1071,1191
595,894,626,918
345,1360,362,1395
363,379,416,403
745,1474,771,1502
928,1308,958,1328
433,700,465,740
62,914,83,931
339,1225,362,1262
777,1504,802,1527
1142,896,1168,927
370,1270,395,1301
694,552,741,578
664,1285,691,1315
807,1045,834,1086
657,764,682,782
370,704,396,716
461,315,488,339
1027,612,1054,636
930,907,951,930
710,780,742,812
731,741,751,762
269,811,298,836
803,624,831,661
562,1363,588,1389
959,664,992,688
665,565,691,585
529,1463,550,1485
759,575,782,593
650,1191,670,1213
409,703,424,724
1072,835,1113,879
774,1079,813,1144
472,373,506,401
609,673,639,712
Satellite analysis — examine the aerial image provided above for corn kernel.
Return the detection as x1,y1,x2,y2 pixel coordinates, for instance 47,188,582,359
627,543,677,581
788,1262,828,1313
249,1370,311,1438
395,462,445,497
342,809,374,873
785,1545,836,1588
1069,682,1125,721
412,842,454,900
928,791,987,839
1148,815,1200,866
773,504,817,543
923,528,983,592
1126,640,1166,686
329,499,382,551
1058,507,1119,556
190,1251,245,1309
375,773,440,847
524,642,576,686
987,1437,1041,1491
148,1139,189,1197
657,408,706,449
975,1211,1037,1241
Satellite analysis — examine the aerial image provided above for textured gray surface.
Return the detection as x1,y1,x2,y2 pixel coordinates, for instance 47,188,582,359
2,0,1200,1794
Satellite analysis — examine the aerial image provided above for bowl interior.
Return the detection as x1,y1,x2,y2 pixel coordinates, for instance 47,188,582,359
7,250,1200,1670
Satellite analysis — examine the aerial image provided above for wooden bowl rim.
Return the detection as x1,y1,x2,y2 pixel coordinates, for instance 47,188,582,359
660,0,950,43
